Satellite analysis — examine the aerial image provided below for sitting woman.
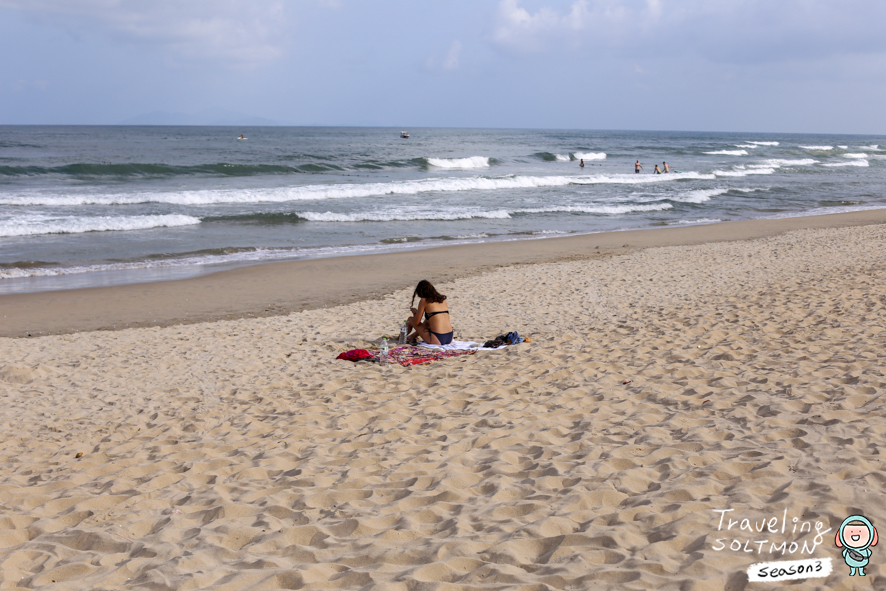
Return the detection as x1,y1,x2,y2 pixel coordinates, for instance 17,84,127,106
406,279,453,345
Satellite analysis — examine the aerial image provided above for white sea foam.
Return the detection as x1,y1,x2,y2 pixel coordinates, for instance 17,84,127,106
734,144,758,148
514,203,672,215
837,145,848,149
761,158,818,167
299,202,674,222
573,152,606,160
800,145,834,150
766,203,886,221
843,153,868,158
673,189,728,203
554,154,571,162
426,156,491,168
713,167,775,177
1,172,714,206
859,145,880,150
822,160,869,167
705,150,748,156
0,214,200,237
747,141,779,146
298,209,511,222
673,218,723,225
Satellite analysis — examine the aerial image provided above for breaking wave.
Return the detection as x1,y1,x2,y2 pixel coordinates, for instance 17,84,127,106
713,167,775,177
426,156,491,169
822,160,869,167
672,189,728,203
534,152,572,162
0,214,200,237
297,203,674,222
2,172,713,206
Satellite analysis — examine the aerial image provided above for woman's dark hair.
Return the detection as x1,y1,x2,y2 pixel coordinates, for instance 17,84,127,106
412,279,446,305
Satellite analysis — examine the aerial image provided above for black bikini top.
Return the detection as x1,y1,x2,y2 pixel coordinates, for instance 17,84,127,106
424,310,449,320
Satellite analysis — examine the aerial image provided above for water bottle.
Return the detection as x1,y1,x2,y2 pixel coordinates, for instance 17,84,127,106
380,338,389,364
399,322,408,345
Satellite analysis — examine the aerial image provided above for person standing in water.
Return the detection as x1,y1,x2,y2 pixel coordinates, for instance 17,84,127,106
580,159,585,169
635,160,643,173
662,161,671,173
653,164,662,174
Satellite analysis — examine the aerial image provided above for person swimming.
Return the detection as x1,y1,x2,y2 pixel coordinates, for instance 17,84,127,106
406,279,453,345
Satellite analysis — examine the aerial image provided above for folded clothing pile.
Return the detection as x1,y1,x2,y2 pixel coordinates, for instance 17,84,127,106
483,331,525,348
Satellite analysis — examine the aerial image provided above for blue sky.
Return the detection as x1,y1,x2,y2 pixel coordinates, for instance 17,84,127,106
2,0,885,133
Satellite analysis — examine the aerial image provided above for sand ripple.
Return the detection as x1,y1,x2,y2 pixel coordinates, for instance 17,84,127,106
1,224,885,588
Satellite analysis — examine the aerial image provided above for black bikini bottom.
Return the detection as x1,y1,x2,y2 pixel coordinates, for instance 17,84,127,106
429,330,453,345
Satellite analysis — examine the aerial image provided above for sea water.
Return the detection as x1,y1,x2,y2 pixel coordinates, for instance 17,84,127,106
1,126,885,294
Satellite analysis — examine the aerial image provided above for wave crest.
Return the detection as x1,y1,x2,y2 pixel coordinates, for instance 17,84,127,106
426,156,491,168
1,172,714,206
822,160,869,167
0,214,200,237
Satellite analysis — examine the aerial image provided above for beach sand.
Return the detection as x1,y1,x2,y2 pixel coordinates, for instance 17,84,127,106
1,212,885,589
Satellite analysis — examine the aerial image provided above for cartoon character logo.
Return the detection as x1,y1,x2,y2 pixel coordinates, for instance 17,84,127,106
835,515,878,576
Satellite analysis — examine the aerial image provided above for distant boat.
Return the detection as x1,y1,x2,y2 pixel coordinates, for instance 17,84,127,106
400,131,409,139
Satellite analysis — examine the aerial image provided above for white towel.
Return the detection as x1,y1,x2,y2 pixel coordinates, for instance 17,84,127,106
416,340,508,351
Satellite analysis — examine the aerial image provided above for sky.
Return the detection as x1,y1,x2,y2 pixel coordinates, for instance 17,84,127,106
1,0,885,134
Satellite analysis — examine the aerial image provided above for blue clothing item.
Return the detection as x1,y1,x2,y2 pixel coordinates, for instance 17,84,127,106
838,515,876,576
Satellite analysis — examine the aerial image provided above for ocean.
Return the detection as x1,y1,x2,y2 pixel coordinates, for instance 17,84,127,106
1,126,884,294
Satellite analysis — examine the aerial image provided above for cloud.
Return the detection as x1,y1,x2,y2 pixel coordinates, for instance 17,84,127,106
493,0,631,53
493,0,602,53
492,0,886,63
0,0,291,67
443,40,462,70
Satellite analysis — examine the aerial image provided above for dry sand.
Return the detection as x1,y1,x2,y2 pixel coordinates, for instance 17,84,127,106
1,214,886,589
